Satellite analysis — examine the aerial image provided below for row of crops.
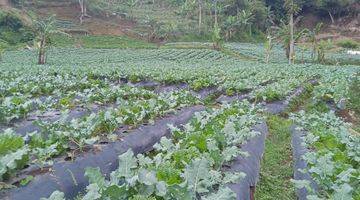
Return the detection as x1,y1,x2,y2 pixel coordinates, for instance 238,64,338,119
1,48,357,122
291,111,360,199
0,48,359,199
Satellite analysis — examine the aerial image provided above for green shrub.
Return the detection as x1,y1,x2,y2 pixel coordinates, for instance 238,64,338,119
348,75,360,114
0,10,34,45
336,39,359,49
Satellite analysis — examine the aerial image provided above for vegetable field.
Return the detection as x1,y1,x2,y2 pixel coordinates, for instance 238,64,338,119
0,47,359,200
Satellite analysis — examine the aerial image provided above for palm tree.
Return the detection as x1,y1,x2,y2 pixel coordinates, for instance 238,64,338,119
32,16,68,65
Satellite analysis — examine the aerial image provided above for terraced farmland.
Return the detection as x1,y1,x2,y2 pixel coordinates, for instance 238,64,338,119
0,47,359,200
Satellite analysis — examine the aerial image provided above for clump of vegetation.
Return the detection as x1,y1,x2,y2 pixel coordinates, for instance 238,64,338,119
317,39,333,64
212,23,223,50
264,33,274,63
348,75,360,115
336,39,359,49
0,9,33,47
306,23,323,62
287,83,314,112
305,100,330,113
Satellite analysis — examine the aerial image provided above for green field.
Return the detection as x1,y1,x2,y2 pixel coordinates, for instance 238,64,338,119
0,42,359,199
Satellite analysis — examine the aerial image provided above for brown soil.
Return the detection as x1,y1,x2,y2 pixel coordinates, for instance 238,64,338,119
300,11,360,42
338,109,356,124
0,0,10,7
34,3,136,36
338,109,360,136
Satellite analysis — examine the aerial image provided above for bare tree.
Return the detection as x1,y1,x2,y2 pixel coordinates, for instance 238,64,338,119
79,0,90,24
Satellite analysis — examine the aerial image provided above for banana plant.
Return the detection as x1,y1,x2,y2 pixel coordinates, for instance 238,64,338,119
32,15,69,65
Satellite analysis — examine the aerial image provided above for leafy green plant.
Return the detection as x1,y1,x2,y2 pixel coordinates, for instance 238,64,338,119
0,130,29,181
306,22,323,61
0,129,24,156
348,74,360,114
317,39,333,64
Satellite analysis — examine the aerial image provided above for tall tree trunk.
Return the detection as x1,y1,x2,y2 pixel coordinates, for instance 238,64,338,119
79,0,89,24
38,37,46,65
289,12,295,64
214,1,218,26
328,10,334,24
249,24,252,36
198,0,202,34
286,45,290,60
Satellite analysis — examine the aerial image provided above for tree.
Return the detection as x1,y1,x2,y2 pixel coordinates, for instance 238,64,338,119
212,22,222,50
222,15,238,41
32,16,68,65
275,20,307,61
284,0,301,64
264,33,275,63
237,9,254,36
306,22,323,61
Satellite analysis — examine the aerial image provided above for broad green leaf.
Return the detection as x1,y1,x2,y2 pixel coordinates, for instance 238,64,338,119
223,172,246,184
116,149,138,178
156,181,167,196
40,191,65,200
138,169,157,186
182,157,210,194
85,167,106,189
203,186,236,200
332,183,353,200
82,183,101,200
102,185,128,199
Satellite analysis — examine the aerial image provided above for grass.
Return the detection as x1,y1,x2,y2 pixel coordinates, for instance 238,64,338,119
255,115,296,200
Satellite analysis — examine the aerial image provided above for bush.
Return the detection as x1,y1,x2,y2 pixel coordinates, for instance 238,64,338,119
0,10,34,46
336,39,359,49
348,75,360,114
